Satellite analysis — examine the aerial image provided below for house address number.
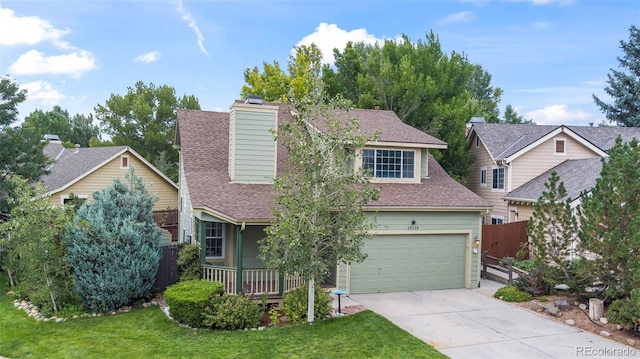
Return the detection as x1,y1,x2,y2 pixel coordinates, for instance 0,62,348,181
408,225,419,230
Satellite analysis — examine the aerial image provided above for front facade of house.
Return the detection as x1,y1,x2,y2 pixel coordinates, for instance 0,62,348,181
42,141,178,211
176,100,490,296
466,123,640,224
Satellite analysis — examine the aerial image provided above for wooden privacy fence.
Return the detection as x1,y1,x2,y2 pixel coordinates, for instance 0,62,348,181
154,244,179,292
481,220,529,263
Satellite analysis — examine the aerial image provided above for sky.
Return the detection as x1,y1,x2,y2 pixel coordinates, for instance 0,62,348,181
0,0,638,128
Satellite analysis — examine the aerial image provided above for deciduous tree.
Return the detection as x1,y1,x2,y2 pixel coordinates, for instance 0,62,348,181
22,106,99,147
95,81,200,182
593,25,640,126
259,84,379,323
0,76,50,215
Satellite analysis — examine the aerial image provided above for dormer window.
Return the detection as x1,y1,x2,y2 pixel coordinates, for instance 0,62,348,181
362,148,415,179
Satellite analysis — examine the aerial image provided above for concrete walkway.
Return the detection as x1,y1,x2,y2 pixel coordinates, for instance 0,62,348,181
331,281,637,359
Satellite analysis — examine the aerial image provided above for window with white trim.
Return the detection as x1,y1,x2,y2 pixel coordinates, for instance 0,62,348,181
555,139,566,154
362,148,415,178
480,167,487,186
492,166,505,191
205,222,225,259
491,216,504,225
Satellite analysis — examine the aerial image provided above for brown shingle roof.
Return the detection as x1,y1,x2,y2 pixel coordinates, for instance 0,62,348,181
178,105,490,222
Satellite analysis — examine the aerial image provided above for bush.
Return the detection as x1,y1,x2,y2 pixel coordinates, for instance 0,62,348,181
283,284,332,323
177,244,201,282
513,259,535,272
494,286,532,302
164,280,224,327
514,267,550,296
64,170,161,312
201,294,262,330
607,288,640,328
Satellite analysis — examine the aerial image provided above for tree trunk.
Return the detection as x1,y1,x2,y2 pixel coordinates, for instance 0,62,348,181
307,278,315,323
589,298,604,320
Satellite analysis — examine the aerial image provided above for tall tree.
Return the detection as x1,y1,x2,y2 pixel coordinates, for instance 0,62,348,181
527,171,580,288
593,25,640,126
64,169,161,312
0,76,50,215
241,44,323,104
95,81,200,182
467,64,503,123
22,106,99,147
502,104,534,124
259,84,380,323
579,137,640,299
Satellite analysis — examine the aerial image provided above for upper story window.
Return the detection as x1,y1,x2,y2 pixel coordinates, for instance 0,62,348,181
362,149,415,179
492,166,505,191
480,167,487,187
120,155,129,169
555,139,566,154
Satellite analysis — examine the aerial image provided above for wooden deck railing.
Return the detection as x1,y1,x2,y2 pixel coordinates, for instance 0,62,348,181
202,264,304,296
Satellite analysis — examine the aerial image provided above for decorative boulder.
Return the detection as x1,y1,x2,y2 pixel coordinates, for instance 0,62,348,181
555,299,572,312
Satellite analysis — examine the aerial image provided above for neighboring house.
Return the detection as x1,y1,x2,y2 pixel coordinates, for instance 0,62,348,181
41,139,178,211
175,99,491,296
466,123,640,224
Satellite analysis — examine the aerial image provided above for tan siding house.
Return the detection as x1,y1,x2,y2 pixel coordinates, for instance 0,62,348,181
467,123,640,223
42,142,178,211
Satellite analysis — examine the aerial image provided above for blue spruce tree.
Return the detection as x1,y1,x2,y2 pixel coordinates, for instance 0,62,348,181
64,168,161,312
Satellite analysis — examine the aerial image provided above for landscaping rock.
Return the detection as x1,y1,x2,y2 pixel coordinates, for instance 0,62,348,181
531,302,544,312
627,339,636,346
545,306,562,317
555,299,571,312
579,303,587,310
565,319,575,326
55,318,64,323
600,331,611,337
617,325,624,330
554,283,570,291
599,317,608,324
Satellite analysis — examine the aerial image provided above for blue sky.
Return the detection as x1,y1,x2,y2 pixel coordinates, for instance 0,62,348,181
0,0,638,127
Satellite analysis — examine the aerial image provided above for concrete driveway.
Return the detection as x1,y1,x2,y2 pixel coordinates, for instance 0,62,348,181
342,281,636,359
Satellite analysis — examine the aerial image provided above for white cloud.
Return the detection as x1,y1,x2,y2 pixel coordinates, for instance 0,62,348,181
532,21,552,29
438,11,475,25
175,0,209,57
0,6,71,48
525,104,591,125
135,51,160,64
21,80,66,105
9,49,97,78
509,0,574,5
295,23,391,64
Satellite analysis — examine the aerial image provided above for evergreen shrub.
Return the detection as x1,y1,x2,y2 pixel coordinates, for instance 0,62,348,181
164,280,224,327
177,244,201,281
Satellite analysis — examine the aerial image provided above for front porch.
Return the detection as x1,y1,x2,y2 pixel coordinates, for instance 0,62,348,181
202,264,304,296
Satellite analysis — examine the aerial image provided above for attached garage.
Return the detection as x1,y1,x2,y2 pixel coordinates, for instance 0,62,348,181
348,234,469,294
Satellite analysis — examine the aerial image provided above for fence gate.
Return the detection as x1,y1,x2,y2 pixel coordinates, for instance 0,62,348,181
481,220,529,264
154,244,179,292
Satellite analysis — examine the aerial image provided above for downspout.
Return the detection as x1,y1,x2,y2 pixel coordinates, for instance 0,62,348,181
199,220,206,267
235,222,245,294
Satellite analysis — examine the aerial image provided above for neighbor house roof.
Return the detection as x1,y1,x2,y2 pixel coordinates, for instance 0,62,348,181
468,123,640,162
177,106,490,223
41,141,177,195
503,158,603,204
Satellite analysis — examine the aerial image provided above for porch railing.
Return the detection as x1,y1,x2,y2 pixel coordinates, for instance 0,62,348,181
201,264,304,295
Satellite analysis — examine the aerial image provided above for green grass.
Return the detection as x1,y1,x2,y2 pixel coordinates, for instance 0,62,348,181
0,275,446,359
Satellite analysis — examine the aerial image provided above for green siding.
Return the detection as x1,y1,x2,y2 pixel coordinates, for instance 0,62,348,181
242,225,267,268
337,211,482,293
232,109,276,183
421,149,427,178
349,234,466,293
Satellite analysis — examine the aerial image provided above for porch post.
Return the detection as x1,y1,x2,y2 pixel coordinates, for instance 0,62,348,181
200,220,206,266
236,224,244,294
278,271,284,296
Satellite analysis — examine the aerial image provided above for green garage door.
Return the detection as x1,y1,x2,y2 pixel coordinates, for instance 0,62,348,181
349,234,467,294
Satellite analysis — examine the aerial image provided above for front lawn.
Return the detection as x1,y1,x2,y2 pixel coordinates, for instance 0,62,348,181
0,275,445,359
